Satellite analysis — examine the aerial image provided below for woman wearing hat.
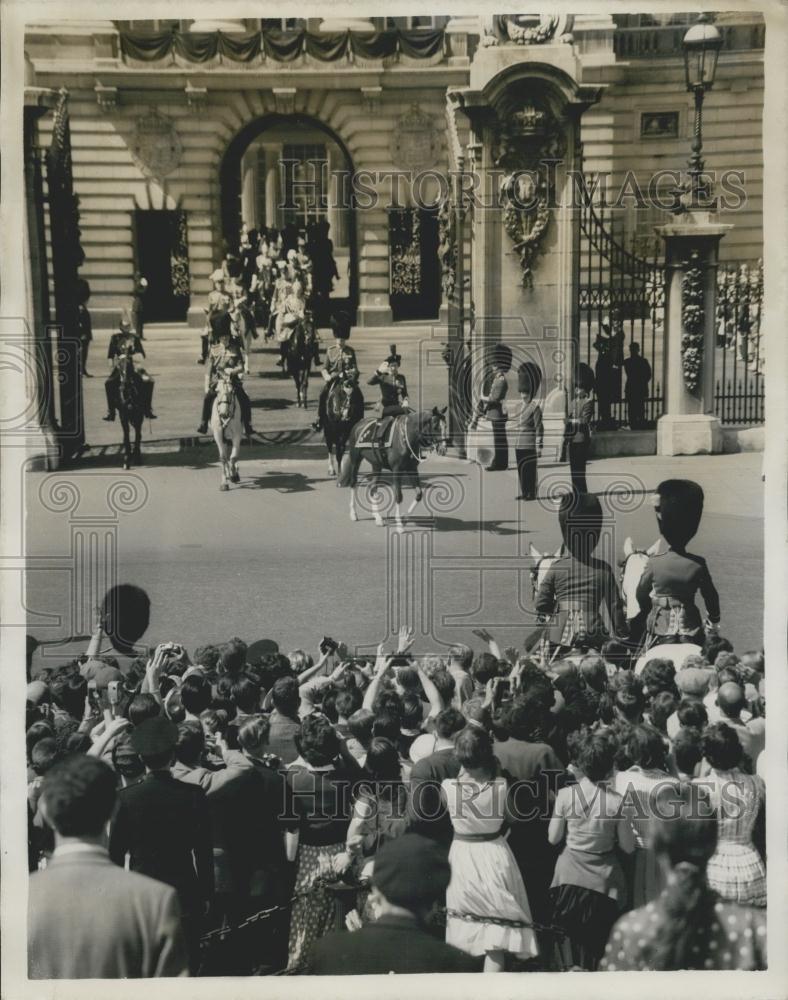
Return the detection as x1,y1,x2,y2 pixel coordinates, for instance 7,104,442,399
512,362,543,500
564,363,595,493
367,345,410,419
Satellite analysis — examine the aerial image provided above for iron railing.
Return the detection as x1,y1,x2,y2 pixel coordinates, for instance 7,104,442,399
714,258,764,424
578,197,665,427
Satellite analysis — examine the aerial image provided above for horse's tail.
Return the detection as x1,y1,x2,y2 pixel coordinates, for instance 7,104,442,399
338,448,354,487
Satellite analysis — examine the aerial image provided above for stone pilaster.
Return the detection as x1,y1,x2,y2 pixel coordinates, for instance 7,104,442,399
655,212,732,455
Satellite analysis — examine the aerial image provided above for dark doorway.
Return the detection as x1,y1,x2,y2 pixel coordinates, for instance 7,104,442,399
133,209,190,322
388,206,441,322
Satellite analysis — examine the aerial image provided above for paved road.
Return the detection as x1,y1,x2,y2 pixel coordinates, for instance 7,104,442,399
26,439,764,672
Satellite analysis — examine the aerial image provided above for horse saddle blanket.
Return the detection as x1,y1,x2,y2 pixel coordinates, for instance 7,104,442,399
356,417,402,468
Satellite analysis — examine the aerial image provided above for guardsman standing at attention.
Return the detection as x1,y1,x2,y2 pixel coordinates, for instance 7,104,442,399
479,343,512,471
311,311,358,433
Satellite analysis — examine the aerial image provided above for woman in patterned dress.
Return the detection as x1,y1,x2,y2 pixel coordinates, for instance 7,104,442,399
284,714,365,971
601,785,767,970
693,722,766,907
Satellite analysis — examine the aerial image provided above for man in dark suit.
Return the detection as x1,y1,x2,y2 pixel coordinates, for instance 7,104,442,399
28,754,188,978
308,833,480,975
109,717,213,972
623,341,652,429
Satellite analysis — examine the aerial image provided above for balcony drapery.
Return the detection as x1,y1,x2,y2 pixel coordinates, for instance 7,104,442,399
119,26,446,63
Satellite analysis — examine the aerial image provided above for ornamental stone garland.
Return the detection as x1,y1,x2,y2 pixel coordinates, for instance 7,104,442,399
681,250,705,392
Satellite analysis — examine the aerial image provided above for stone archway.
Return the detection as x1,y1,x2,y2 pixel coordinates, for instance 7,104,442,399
219,113,358,319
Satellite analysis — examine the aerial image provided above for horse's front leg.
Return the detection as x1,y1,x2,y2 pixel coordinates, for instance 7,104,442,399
406,465,423,515
122,420,131,470
230,433,241,483
393,470,405,534
372,471,385,528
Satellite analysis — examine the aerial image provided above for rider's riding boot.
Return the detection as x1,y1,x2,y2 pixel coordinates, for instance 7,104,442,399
103,412,116,422
311,420,321,432
244,423,254,437
197,423,208,434
146,411,157,419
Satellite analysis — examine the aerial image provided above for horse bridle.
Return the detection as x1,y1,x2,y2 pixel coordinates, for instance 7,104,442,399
404,412,449,462
619,547,647,586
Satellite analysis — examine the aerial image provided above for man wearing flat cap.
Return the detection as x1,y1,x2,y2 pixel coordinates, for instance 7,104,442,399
308,833,480,974
109,716,213,972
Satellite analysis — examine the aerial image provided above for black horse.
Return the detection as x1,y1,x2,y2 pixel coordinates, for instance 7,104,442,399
323,375,364,481
117,354,145,470
340,407,448,531
286,316,318,408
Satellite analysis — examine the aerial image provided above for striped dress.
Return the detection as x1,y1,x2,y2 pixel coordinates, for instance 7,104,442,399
694,768,766,907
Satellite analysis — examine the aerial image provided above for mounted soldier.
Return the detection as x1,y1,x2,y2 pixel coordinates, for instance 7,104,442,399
636,480,721,649
197,311,254,438
367,345,411,448
311,311,358,433
103,313,156,422
199,269,232,365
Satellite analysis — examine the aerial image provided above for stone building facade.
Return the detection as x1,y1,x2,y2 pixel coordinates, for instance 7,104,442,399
25,13,764,333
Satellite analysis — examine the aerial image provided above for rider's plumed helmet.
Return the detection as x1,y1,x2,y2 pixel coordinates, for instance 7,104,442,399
330,310,352,340
558,491,603,561
653,479,704,550
210,310,233,341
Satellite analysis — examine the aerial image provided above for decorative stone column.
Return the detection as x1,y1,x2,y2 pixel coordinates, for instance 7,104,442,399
655,211,731,455
262,146,281,231
240,147,259,230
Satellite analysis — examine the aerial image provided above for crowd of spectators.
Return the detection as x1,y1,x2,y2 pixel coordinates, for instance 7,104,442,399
26,585,767,977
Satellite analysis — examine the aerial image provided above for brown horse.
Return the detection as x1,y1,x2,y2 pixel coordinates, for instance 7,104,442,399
117,354,145,471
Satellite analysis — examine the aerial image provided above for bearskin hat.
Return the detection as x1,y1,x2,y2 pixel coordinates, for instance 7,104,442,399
653,479,704,549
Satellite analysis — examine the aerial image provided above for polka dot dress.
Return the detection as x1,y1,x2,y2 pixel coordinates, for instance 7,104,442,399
600,898,766,971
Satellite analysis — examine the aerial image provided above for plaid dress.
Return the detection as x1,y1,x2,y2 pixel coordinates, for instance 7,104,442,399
694,769,766,907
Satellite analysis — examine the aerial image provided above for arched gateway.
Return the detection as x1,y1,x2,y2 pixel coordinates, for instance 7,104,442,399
219,113,358,321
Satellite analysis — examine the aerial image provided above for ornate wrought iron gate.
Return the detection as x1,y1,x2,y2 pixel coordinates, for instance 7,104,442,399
578,199,666,427
714,259,764,424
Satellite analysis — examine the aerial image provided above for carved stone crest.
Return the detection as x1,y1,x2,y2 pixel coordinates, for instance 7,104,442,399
493,101,566,288
130,109,182,178
482,14,574,47
390,104,442,172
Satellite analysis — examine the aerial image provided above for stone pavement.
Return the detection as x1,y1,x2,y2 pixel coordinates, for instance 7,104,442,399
26,439,764,672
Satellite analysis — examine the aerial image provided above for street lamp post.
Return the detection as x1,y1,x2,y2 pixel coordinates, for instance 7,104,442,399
680,13,723,209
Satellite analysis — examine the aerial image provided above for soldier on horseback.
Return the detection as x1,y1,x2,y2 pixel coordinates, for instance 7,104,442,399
199,270,233,365
103,314,156,422
197,311,254,437
367,345,411,447
311,311,358,433
635,480,721,649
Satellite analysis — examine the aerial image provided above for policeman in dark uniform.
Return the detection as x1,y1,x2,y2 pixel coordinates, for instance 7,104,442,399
636,480,721,648
530,491,627,658
197,311,254,437
103,315,156,421
479,343,512,471
311,311,359,432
